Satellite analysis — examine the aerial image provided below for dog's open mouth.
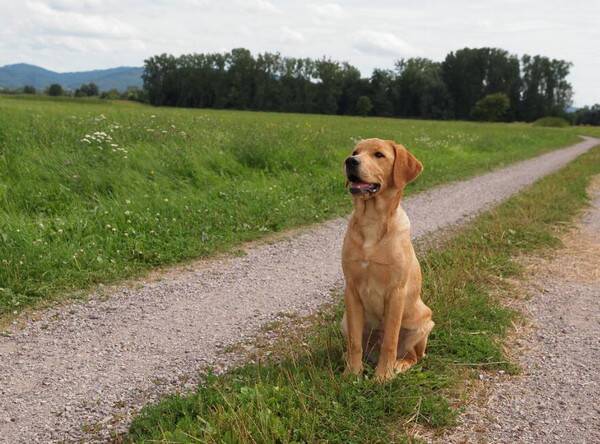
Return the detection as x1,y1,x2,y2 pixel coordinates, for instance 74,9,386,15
348,180,380,194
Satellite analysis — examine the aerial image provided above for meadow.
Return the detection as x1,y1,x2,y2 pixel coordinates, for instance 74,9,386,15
0,94,594,318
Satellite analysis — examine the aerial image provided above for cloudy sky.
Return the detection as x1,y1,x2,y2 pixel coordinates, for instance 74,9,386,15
1,0,598,106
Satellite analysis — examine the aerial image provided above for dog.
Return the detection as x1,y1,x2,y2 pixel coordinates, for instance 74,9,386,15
341,138,434,382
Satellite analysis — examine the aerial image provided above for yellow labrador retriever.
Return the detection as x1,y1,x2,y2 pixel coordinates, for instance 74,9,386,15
341,138,433,382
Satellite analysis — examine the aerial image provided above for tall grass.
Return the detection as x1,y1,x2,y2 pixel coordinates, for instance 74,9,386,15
0,95,589,318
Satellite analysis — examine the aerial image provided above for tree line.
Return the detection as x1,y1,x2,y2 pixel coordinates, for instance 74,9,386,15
5,83,145,101
142,47,576,122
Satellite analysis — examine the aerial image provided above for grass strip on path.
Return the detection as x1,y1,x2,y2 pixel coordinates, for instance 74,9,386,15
126,146,600,443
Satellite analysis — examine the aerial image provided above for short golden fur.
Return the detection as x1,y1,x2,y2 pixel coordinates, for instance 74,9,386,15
341,138,433,382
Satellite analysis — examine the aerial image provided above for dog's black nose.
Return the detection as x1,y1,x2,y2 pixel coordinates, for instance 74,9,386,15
345,156,359,167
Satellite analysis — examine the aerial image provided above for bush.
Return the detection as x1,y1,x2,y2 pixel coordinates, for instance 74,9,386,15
75,82,99,97
355,96,373,116
100,89,121,100
47,84,64,96
573,105,600,126
471,93,510,121
532,117,570,127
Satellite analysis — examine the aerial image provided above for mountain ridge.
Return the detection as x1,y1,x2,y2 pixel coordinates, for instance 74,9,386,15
0,63,144,92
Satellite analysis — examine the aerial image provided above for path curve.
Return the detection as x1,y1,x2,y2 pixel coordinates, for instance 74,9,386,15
1,136,598,443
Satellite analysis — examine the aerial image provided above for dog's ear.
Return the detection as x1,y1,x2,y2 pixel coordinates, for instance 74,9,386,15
392,142,423,188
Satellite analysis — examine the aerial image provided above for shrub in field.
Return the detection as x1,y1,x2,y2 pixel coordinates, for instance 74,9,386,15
573,104,600,126
47,83,64,96
533,116,570,127
100,89,121,100
75,82,99,97
471,93,510,122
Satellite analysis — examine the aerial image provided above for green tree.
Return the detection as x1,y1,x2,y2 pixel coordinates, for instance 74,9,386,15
471,93,510,121
337,63,366,115
226,48,256,109
519,55,573,121
573,104,600,126
23,85,36,94
355,96,373,116
394,58,449,119
100,89,120,100
47,84,64,96
75,83,99,97
442,48,520,119
370,69,394,116
314,58,344,114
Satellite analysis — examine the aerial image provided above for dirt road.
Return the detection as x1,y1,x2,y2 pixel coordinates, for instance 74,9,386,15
442,176,600,444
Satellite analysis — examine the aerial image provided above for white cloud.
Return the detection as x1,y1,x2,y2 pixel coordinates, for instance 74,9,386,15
279,26,304,44
309,2,346,20
27,1,138,39
237,0,278,14
45,0,110,12
353,30,419,58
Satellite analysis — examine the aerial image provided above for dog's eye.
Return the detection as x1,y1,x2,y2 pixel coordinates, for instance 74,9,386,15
374,152,385,158
352,150,358,156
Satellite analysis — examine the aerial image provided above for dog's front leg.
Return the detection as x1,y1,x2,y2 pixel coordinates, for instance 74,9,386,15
375,287,406,382
343,284,365,375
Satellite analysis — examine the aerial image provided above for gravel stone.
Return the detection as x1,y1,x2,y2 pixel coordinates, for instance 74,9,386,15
0,137,597,443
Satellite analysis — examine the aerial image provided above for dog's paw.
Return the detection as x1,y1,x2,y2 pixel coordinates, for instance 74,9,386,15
343,363,364,376
374,364,396,383
394,358,417,373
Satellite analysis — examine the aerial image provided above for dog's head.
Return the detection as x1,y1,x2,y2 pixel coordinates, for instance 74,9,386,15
344,138,422,199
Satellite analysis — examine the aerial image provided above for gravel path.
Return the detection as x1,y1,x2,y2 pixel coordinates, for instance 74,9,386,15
1,137,598,443
441,175,600,444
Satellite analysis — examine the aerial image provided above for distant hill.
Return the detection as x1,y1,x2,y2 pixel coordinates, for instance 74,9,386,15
0,63,143,92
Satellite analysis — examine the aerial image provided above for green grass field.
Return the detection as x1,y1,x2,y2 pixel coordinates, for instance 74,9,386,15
0,94,595,318
127,146,600,443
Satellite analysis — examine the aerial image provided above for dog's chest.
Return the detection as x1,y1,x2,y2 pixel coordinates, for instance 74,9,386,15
355,260,390,326
346,237,409,326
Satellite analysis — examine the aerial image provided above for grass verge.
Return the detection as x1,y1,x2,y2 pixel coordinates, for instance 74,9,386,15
126,146,600,443
0,95,595,319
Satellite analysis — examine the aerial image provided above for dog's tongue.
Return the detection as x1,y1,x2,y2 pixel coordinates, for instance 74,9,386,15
351,182,372,190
